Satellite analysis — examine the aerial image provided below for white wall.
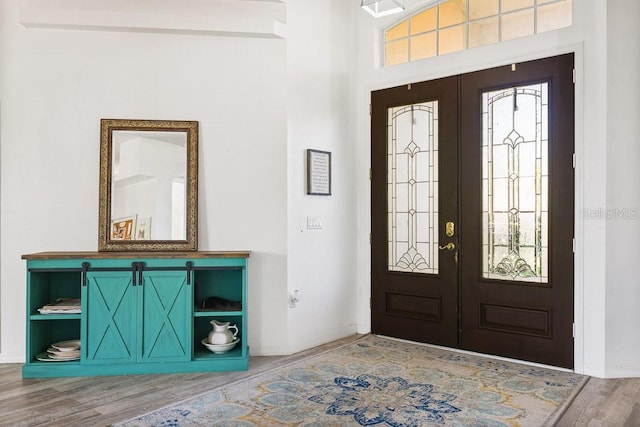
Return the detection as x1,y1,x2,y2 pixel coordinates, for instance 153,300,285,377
0,0,291,360
285,0,359,353
577,0,608,378
354,0,640,378
604,0,640,378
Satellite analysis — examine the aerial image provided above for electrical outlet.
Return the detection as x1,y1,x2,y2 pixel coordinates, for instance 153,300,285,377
289,290,300,308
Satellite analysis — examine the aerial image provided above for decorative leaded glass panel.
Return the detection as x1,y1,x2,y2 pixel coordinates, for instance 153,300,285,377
482,83,548,283
388,102,439,274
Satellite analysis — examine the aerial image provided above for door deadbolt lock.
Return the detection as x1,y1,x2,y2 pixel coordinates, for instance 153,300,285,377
445,221,455,237
444,221,456,237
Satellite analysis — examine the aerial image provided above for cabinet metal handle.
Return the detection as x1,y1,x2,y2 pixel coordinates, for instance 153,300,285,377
186,261,193,286
138,262,144,286
82,262,90,287
131,262,138,286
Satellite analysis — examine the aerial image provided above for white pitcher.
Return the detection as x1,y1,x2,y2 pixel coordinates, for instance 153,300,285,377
208,320,238,344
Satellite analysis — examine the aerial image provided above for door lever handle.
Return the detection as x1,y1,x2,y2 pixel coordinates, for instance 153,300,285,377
439,242,455,250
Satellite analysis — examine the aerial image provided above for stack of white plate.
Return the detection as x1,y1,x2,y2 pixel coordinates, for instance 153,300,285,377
36,340,80,362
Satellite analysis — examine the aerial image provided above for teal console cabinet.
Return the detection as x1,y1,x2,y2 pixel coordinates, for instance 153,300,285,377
22,251,250,378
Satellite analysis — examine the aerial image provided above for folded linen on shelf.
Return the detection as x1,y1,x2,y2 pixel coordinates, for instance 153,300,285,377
38,298,81,314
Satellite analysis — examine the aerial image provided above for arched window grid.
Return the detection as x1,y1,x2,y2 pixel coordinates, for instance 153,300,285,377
384,0,572,67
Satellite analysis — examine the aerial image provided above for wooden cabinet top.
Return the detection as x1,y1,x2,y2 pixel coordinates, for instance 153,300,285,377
22,251,250,260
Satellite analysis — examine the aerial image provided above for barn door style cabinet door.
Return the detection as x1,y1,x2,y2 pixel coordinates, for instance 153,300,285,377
22,251,249,378
83,265,191,364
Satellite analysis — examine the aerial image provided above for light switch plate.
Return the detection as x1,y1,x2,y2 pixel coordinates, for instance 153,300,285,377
306,216,323,229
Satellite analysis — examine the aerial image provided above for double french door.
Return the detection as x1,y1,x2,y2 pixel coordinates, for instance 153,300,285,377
371,54,575,368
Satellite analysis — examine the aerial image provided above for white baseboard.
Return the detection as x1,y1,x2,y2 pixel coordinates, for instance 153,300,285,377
604,366,640,379
0,354,24,364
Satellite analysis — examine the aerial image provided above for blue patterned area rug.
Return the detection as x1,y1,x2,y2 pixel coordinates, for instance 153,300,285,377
116,335,587,426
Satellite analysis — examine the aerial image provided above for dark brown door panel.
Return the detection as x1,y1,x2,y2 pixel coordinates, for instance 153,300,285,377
371,54,575,368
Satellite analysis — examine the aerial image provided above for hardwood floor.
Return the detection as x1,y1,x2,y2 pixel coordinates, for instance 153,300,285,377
556,377,640,426
1,335,638,426
0,335,362,426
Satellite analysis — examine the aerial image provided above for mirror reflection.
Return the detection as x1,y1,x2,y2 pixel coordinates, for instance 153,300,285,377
99,119,198,251
111,130,187,241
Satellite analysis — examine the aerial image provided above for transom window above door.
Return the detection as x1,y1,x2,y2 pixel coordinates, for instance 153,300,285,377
385,0,572,66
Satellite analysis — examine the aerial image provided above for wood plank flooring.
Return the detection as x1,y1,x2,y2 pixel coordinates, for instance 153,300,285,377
0,335,638,426
0,335,362,426
556,377,640,426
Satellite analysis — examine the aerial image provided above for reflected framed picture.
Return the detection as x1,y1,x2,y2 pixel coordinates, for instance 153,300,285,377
306,149,331,196
135,217,152,240
111,215,136,240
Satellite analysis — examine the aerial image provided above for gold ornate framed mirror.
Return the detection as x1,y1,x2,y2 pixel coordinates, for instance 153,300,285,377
98,119,198,251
